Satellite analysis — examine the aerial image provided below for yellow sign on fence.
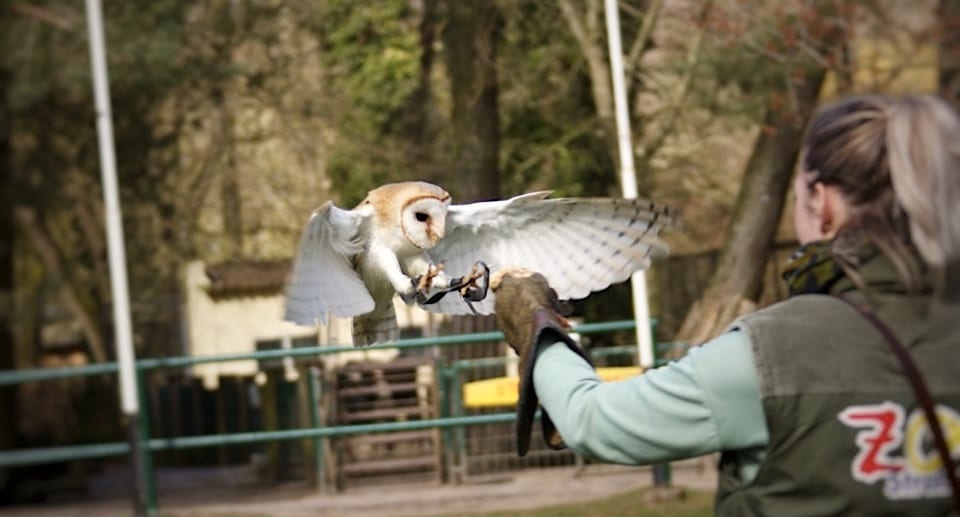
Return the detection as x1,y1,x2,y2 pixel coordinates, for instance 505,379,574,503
462,366,642,408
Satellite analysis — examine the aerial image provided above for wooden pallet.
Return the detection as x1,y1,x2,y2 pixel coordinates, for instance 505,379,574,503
331,355,443,490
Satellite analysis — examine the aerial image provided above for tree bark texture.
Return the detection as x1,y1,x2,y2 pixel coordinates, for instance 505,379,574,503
940,0,960,106
395,0,438,157
558,0,617,173
0,53,17,457
215,88,244,257
442,0,501,202
14,207,108,363
676,66,827,345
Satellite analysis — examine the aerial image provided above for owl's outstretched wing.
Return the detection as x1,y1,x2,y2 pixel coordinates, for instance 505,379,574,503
284,202,375,325
425,192,676,315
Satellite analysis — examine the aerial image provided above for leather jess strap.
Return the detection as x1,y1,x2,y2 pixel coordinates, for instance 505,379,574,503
836,295,960,514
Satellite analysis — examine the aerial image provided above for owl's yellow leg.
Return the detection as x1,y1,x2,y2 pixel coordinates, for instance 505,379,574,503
417,263,444,292
416,261,489,313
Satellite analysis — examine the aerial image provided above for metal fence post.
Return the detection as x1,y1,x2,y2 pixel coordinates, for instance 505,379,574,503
135,369,157,516
438,361,456,484
308,367,326,492
451,365,467,484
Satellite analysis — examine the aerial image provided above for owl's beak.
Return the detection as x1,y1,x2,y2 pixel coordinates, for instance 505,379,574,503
427,228,441,246
428,218,446,246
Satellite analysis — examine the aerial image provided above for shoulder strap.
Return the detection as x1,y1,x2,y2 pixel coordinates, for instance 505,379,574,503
836,294,960,513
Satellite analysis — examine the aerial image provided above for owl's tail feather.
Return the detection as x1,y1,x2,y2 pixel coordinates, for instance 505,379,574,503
352,309,399,347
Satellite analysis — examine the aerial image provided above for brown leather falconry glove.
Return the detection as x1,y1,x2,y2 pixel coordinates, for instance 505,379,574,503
491,267,594,457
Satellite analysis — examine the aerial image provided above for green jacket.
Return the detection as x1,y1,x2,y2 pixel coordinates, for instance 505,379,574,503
718,287,960,516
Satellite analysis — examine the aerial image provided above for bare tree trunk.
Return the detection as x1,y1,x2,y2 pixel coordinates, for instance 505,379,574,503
211,84,243,257
0,50,17,457
558,0,617,171
940,0,960,106
393,0,440,184
14,207,108,363
558,0,670,194
442,0,501,202
635,1,712,184
75,201,111,299
676,66,827,345
213,2,243,257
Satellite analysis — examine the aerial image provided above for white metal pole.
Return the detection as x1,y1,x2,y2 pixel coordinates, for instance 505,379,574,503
84,1,151,514
604,0,655,369
85,0,138,416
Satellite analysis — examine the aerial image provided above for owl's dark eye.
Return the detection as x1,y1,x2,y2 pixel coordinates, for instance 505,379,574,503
415,212,429,222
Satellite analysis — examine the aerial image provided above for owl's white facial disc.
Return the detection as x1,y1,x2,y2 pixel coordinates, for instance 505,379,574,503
400,196,449,249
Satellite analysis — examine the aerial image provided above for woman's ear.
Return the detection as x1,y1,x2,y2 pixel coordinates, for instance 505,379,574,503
809,182,830,235
813,182,850,238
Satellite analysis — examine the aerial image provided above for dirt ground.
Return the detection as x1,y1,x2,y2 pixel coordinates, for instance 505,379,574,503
0,460,717,517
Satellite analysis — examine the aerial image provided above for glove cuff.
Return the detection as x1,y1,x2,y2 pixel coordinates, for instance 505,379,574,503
516,310,593,456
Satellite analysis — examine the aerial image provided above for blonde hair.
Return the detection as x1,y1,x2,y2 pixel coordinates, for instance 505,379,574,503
886,95,960,292
802,94,960,296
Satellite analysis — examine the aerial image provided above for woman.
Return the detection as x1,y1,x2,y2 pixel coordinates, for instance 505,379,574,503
492,94,960,516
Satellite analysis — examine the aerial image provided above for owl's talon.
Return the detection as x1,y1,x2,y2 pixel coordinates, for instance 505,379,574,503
413,261,490,307
460,261,490,302
418,263,444,292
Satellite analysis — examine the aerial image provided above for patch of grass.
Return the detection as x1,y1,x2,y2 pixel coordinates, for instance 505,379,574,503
436,487,714,517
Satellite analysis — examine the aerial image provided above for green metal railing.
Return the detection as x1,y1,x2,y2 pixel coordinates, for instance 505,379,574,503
0,319,683,515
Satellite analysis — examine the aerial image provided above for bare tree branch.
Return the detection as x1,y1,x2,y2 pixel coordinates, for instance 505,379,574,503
558,0,617,165
638,0,713,170
14,206,108,363
514,119,595,177
12,2,75,31
625,0,664,91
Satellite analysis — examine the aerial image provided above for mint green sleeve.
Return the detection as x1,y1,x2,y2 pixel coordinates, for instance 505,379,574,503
532,330,769,465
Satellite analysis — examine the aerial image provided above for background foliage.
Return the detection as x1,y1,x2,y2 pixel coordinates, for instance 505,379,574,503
0,0,951,434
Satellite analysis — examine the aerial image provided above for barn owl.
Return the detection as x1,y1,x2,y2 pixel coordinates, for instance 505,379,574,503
284,181,675,346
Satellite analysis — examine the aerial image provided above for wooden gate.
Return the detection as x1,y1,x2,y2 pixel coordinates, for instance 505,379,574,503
330,355,443,490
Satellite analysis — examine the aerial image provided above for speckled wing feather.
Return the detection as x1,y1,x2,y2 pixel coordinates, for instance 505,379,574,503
425,192,676,315
284,202,374,325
